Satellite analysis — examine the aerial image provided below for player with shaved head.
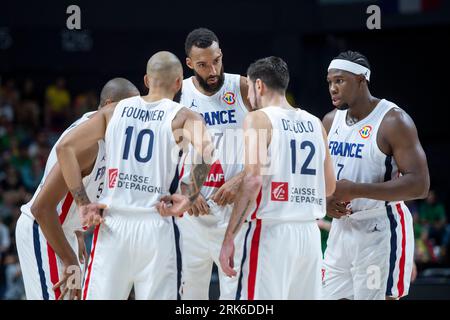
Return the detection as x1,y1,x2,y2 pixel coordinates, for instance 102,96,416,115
16,78,139,300
56,51,215,300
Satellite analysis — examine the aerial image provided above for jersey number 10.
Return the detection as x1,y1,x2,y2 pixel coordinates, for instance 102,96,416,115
122,126,155,163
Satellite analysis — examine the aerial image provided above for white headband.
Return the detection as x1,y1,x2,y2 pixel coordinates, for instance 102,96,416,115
328,59,371,81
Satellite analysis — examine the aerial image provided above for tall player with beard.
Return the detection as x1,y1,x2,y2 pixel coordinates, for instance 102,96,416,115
177,28,252,300
322,51,429,300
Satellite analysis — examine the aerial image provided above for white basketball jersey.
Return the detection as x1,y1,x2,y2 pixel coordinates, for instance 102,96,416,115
180,73,248,200
21,112,107,231
100,96,183,212
328,99,401,212
255,107,326,222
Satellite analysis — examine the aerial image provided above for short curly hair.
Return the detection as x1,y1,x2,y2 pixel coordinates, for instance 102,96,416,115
185,28,219,56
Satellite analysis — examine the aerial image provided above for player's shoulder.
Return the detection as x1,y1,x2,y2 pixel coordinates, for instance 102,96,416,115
244,109,271,129
83,110,97,119
174,104,202,121
224,72,241,78
97,101,121,124
182,76,194,91
182,76,193,85
62,111,97,134
322,108,338,133
180,77,195,98
299,108,322,123
380,100,417,139
238,74,248,89
382,100,414,128
221,72,242,86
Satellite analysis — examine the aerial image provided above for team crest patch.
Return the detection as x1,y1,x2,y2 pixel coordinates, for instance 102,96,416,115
222,92,235,105
359,125,372,139
108,168,118,188
271,182,288,201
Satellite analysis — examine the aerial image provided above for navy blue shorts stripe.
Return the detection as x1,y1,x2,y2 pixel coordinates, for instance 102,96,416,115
172,217,182,300
33,221,49,300
384,156,393,206
169,150,183,195
235,221,252,300
386,205,398,296
169,151,183,299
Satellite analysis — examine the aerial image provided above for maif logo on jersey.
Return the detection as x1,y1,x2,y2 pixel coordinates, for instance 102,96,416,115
359,125,372,139
222,92,235,105
203,160,225,188
271,182,288,201
108,168,118,188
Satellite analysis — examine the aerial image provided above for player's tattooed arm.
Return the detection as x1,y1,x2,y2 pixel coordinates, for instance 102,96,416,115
231,200,251,235
70,186,91,206
181,160,211,204
178,107,215,205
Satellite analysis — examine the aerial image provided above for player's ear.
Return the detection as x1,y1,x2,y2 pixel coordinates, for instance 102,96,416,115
175,76,182,92
144,75,149,89
186,57,194,70
358,75,366,87
256,79,263,94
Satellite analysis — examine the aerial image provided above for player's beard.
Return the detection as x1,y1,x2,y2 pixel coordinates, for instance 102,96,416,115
194,65,225,94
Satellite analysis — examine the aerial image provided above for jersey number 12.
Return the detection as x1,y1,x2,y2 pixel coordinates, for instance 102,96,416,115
290,140,316,175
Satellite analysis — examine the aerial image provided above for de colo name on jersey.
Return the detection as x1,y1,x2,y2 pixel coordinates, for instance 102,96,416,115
281,119,315,134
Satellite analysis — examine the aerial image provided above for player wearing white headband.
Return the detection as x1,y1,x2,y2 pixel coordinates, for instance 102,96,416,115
321,50,430,300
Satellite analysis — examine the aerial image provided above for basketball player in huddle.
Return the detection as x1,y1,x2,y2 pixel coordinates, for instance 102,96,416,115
322,50,430,300
16,78,139,300
220,56,335,299
177,28,252,299
56,51,214,299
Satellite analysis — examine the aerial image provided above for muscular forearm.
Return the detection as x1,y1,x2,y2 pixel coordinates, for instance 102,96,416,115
224,175,262,241
227,171,245,190
74,230,84,241
232,171,245,183
56,145,90,206
33,208,78,265
353,173,429,202
181,161,211,204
